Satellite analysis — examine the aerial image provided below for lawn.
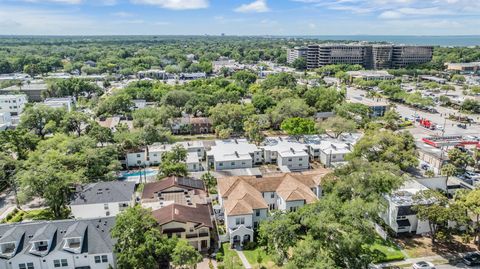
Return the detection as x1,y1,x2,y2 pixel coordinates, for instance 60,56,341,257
2,208,56,223
243,247,280,269
370,238,406,263
220,243,244,269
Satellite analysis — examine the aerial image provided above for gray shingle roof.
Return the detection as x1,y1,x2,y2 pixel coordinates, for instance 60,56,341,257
70,181,136,205
0,217,116,258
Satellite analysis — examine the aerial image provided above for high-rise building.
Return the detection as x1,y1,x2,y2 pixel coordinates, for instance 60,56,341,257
288,44,433,70
287,47,308,64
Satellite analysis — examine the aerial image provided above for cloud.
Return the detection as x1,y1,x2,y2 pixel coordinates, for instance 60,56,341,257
111,11,134,17
24,0,83,4
235,0,270,13
131,0,208,10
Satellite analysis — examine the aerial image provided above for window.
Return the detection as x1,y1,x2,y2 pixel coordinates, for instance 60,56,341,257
255,210,260,217
136,154,141,157
19,264,26,269
95,256,101,263
288,158,292,162
101,255,108,263
235,217,245,225
60,260,67,267
53,260,61,267
269,204,276,210
104,204,109,210
270,193,274,198
299,164,302,166
231,162,235,165
299,158,303,161
218,162,223,166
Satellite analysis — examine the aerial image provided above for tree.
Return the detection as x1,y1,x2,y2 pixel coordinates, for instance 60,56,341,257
201,172,217,194
303,87,344,112
0,153,20,208
268,98,311,129
280,117,316,138
112,206,177,269
96,93,133,116
335,103,371,126
171,240,202,269
451,74,466,84
46,78,102,98
209,103,254,133
381,109,401,130
448,148,474,174
0,129,39,160
261,72,297,90
86,122,114,146
252,93,275,113
317,116,356,138
458,189,480,245
61,111,90,136
232,70,257,89
291,57,307,70
349,130,418,171
159,145,188,178
413,190,468,243
243,115,269,145
258,212,300,265
441,163,457,194
19,105,66,138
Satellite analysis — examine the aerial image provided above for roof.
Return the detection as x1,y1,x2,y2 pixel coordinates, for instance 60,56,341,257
152,204,212,228
70,181,135,205
0,217,115,257
208,139,260,162
142,176,204,200
218,170,330,216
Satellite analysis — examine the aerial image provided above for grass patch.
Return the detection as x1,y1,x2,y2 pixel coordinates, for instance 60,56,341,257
243,247,280,269
2,208,57,223
219,243,244,269
370,238,405,263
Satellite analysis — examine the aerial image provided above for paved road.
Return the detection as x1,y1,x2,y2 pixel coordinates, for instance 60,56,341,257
437,264,480,269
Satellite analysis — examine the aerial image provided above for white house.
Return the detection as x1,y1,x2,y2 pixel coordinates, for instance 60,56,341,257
217,170,329,246
0,112,12,131
261,137,309,171
0,94,27,116
43,97,75,112
70,181,136,219
132,99,146,110
305,134,361,167
125,141,205,170
0,217,116,269
381,180,431,235
207,139,263,171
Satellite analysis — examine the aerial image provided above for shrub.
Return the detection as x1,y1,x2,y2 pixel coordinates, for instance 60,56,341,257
243,241,256,250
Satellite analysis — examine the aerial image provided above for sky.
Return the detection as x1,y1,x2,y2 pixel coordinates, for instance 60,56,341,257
0,0,479,35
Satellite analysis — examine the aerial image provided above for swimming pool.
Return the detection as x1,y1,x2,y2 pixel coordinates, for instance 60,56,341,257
120,169,158,178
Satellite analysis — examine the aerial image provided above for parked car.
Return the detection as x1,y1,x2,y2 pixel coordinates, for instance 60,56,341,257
457,123,467,129
412,261,435,269
436,125,444,131
462,252,480,266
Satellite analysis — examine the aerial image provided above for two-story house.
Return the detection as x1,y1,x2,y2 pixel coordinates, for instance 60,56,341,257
69,181,136,219
207,139,263,171
217,170,329,246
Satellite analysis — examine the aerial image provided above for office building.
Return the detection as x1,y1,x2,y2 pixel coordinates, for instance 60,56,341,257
287,47,308,64
291,44,433,70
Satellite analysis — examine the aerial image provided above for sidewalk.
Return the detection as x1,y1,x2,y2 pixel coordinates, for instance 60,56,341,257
235,249,252,269
378,253,466,267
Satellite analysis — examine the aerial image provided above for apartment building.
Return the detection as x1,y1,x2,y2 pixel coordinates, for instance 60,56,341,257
207,139,262,171
446,62,480,74
0,218,116,269
261,137,309,171
0,80,47,102
217,171,329,246
287,47,308,64
291,44,433,70
142,177,212,251
69,181,136,219
0,112,12,131
304,134,361,167
0,94,27,116
347,70,394,81
125,141,205,170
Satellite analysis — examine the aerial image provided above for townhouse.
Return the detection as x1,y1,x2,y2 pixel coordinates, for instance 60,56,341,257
261,137,309,171
125,141,205,171
43,97,75,112
0,218,116,269
170,115,213,135
207,139,262,171
141,177,212,251
217,170,329,246
70,181,136,219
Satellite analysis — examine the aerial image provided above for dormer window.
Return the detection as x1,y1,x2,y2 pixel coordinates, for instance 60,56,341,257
0,242,16,256
63,237,82,253
30,240,49,255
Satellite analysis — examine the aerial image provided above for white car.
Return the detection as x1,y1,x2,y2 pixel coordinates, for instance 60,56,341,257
412,261,435,269
436,125,444,131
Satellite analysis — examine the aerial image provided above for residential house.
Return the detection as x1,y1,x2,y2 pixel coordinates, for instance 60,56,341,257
43,97,75,112
97,116,134,132
170,115,213,135
0,217,116,269
137,69,167,80
70,181,136,219
131,99,146,110
142,177,212,251
381,179,432,235
217,170,329,246
304,134,360,167
416,142,448,175
207,139,262,171
0,94,27,116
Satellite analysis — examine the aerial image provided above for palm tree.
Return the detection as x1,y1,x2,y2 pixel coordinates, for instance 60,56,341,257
441,163,457,197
